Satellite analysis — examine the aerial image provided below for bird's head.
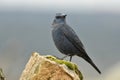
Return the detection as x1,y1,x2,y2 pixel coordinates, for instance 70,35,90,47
52,13,67,26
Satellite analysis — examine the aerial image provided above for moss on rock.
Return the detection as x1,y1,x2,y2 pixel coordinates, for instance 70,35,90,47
46,55,83,80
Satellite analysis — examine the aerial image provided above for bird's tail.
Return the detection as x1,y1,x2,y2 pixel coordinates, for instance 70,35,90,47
78,54,101,74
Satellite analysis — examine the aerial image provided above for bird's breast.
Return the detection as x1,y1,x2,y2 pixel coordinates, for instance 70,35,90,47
52,28,80,55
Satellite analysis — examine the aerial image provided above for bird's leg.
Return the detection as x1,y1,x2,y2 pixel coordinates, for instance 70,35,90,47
61,55,69,60
52,55,69,60
62,55,73,61
69,56,72,61
54,54,73,61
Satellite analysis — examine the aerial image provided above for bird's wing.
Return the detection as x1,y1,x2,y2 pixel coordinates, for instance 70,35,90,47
61,25,101,74
62,24,86,54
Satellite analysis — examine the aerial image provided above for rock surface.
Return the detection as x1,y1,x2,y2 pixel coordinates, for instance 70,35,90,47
20,52,83,80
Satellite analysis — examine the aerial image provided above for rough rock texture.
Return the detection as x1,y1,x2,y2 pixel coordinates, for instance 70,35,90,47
20,52,83,80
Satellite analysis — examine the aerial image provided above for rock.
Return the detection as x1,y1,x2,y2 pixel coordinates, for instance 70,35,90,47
20,52,83,80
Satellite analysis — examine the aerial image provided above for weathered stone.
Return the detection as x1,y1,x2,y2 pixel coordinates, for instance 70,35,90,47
20,52,83,80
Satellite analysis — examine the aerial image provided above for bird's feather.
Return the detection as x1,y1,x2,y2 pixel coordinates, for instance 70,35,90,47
61,24,101,74
62,24,86,55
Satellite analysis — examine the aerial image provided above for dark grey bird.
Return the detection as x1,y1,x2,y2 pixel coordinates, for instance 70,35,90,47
52,13,101,74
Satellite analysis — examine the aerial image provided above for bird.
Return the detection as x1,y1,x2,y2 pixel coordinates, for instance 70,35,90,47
51,13,101,74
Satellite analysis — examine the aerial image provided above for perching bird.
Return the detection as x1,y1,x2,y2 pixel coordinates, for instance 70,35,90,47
52,13,101,74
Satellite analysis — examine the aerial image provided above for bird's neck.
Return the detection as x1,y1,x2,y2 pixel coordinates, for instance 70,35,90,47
52,22,66,28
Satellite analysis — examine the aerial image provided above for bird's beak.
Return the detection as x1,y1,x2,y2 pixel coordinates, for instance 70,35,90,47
62,14,67,17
